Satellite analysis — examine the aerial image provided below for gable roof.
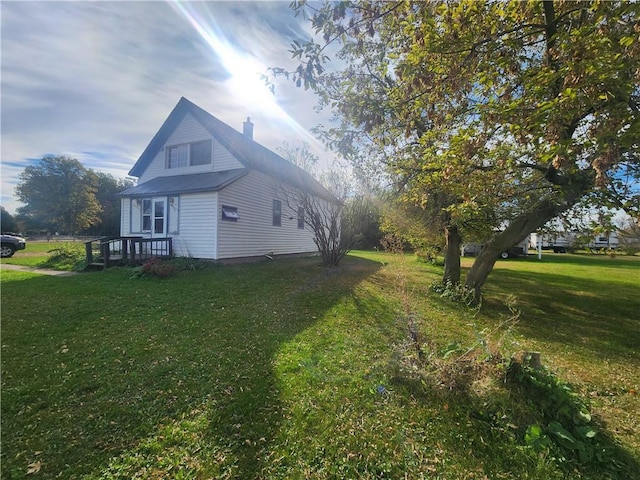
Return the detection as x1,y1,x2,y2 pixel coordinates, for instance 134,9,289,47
128,97,338,203
117,169,247,198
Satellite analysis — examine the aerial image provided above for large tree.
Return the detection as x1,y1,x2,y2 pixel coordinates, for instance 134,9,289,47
16,156,102,236
1,206,19,233
275,0,639,299
83,171,134,237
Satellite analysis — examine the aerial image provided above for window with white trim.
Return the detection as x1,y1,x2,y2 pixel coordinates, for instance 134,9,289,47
166,140,212,168
190,140,212,166
142,199,152,231
166,144,188,168
272,200,281,226
222,205,239,222
153,200,165,234
297,206,305,229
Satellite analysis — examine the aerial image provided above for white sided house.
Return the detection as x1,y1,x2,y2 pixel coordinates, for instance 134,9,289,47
118,97,337,261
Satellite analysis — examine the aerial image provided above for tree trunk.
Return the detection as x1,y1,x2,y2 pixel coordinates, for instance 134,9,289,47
443,224,462,285
464,196,579,301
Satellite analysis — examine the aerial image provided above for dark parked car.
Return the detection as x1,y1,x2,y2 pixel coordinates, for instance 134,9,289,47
1,234,27,258
461,241,529,259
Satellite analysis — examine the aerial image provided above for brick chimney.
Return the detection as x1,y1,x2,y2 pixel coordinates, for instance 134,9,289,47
243,117,253,140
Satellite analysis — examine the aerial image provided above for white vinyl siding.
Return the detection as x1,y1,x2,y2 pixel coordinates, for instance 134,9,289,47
122,102,333,260
168,192,217,258
121,198,132,235
121,193,214,257
216,171,317,259
138,159,164,184
213,141,243,172
121,174,324,259
129,198,141,233
168,196,179,234
139,113,215,183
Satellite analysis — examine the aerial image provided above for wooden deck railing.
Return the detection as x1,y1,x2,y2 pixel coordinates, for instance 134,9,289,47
84,236,173,269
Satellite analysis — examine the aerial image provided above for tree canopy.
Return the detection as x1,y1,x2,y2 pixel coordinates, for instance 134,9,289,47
276,0,639,298
15,155,130,236
84,171,134,237
1,206,19,233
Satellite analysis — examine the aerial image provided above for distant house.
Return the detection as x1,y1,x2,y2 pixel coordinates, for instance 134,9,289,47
118,97,337,261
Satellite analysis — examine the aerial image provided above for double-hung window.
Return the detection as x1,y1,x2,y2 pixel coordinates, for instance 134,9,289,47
166,144,189,168
190,140,212,166
272,200,282,227
142,199,152,231
166,140,212,169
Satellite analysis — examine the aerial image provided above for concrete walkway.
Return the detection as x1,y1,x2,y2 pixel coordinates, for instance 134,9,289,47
0,263,79,277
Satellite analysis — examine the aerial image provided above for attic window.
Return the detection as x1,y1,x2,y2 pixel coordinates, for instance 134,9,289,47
191,140,212,166
166,144,188,168
222,205,239,221
166,140,212,168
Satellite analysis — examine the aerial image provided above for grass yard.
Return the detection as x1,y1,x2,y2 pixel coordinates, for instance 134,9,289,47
1,251,639,479
0,241,84,268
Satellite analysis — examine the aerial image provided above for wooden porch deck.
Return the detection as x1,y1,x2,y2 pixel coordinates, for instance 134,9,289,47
84,237,173,270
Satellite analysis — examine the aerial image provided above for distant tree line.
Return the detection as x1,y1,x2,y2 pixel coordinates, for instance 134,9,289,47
3,155,133,237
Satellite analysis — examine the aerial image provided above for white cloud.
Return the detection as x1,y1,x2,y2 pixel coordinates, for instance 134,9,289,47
1,1,333,214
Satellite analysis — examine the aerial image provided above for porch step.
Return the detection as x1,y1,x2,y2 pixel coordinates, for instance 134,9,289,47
83,262,106,272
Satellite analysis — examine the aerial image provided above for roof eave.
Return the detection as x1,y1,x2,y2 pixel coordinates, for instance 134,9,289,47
117,169,248,198
127,97,339,204
128,98,191,177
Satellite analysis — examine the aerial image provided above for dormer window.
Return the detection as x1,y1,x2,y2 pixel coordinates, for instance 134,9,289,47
166,139,212,168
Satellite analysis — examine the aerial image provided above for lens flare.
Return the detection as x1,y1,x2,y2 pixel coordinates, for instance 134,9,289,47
168,1,318,144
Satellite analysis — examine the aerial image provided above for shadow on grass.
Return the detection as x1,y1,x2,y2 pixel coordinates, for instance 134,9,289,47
482,262,640,362
392,254,640,478
390,359,640,480
0,256,381,479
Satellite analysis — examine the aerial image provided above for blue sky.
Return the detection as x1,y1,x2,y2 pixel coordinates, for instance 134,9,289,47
1,1,332,214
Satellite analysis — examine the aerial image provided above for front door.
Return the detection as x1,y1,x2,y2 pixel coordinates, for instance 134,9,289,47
151,198,167,237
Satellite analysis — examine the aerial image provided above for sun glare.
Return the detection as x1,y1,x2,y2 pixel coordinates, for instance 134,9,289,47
168,1,313,140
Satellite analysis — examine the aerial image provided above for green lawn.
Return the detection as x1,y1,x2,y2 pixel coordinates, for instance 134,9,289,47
1,251,638,479
1,240,84,268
